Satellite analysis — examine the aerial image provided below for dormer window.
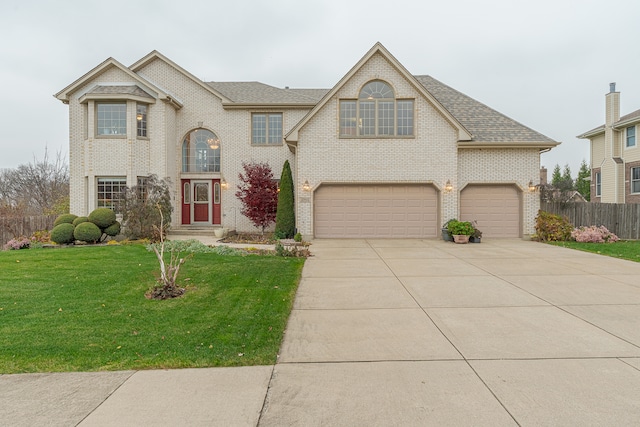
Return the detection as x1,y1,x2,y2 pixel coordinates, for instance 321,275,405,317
97,103,126,135
339,80,414,137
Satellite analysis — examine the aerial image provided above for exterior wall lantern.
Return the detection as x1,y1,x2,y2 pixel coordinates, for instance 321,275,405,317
444,180,453,192
302,180,311,192
220,177,228,190
528,180,536,192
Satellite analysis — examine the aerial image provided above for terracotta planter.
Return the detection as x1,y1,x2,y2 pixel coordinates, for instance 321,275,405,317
453,234,470,244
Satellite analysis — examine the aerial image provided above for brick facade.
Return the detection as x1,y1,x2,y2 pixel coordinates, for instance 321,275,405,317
57,44,555,238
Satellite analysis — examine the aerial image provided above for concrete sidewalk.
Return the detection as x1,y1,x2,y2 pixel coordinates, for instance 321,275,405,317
2,239,640,425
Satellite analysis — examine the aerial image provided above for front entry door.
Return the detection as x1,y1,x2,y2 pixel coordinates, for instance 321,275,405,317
180,179,221,225
193,181,210,223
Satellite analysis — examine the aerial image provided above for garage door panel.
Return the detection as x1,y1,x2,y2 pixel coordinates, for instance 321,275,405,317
314,185,438,238
460,185,520,238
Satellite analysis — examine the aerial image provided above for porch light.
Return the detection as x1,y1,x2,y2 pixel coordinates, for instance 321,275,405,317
528,180,536,192
220,177,228,190
444,180,453,192
302,180,311,192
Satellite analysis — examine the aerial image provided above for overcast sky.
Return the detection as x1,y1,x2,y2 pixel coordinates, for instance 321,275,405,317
2,0,639,178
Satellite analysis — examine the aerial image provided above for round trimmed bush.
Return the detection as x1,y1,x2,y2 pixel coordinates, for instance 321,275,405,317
73,222,102,243
88,208,117,229
50,223,76,244
72,216,89,226
103,221,121,237
53,214,78,227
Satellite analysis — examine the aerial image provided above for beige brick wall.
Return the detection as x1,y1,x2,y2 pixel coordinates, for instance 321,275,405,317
458,148,540,236
296,53,461,237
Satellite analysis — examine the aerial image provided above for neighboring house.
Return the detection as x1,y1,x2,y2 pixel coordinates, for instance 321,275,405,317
55,43,558,239
578,83,640,204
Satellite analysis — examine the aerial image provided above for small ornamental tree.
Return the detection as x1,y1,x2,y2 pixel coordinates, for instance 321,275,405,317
235,161,278,234
274,160,295,239
117,175,172,241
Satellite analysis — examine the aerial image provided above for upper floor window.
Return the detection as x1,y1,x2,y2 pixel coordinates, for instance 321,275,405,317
252,113,282,144
339,80,414,137
632,167,640,194
595,171,601,197
136,104,148,137
626,125,636,148
182,129,220,173
97,103,126,135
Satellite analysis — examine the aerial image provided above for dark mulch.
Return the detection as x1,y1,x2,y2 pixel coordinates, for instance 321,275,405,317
221,232,275,245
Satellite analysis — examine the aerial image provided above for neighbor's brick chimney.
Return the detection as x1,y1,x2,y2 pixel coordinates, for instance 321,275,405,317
539,167,547,186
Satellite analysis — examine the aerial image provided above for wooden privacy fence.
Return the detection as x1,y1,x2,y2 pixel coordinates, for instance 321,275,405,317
541,202,640,240
0,215,57,246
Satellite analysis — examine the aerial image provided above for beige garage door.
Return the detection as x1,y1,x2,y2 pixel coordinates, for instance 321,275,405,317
460,185,521,238
314,184,438,238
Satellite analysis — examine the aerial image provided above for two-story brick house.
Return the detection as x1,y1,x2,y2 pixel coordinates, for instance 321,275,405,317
55,43,558,239
578,83,640,204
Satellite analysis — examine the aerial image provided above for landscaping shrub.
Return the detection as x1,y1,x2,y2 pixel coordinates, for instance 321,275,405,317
571,226,619,243
73,221,102,243
88,208,117,228
4,237,30,250
50,223,76,244
117,175,172,241
72,216,89,226
235,162,278,234
103,221,122,237
53,213,78,227
30,230,51,244
534,210,573,242
274,160,295,239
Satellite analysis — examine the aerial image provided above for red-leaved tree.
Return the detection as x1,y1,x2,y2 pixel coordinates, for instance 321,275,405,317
235,161,278,234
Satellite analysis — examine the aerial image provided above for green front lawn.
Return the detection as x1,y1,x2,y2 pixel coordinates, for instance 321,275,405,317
0,245,304,373
548,240,640,262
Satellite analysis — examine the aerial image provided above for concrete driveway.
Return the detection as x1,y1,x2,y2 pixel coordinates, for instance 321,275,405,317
2,239,640,426
260,238,640,426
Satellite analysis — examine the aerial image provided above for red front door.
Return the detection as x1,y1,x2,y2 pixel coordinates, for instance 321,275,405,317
181,179,221,225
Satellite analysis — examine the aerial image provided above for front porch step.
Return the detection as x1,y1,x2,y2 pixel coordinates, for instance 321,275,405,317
169,226,226,236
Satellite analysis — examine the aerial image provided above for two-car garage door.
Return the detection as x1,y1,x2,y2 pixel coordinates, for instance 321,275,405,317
314,185,438,238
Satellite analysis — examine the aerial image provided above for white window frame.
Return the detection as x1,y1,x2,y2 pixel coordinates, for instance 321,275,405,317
96,103,126,136
97,177,127,211
595,171,601,197
136,104,148,138
631,167,640,194
626,125,636,148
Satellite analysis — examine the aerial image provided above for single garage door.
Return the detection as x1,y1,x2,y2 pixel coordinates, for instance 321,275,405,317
460,185,521,238
314,184,438,238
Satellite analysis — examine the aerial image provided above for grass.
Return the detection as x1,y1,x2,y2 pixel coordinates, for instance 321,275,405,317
0,245,305,373
548,240,640,262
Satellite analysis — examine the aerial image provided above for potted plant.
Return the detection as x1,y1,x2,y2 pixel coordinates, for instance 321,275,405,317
441,219,455,242
447,220,474,244
470,221,482,243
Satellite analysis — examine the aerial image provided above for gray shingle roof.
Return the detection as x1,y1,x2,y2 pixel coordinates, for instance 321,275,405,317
414,75,556,144
578,108,640,138
619,108,640,124
206,82,327,104
206,77,556,144
88,85,153,99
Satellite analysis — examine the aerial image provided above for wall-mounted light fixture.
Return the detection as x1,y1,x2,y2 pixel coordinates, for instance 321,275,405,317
302,180,311,192
444,180,453,192
528,180,536,192
220,177,228,190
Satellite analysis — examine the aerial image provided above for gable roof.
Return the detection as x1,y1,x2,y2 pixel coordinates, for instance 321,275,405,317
416,76,558,147
54,57,176,106
577,108,640,139
130,50,232,104
285,42,474,144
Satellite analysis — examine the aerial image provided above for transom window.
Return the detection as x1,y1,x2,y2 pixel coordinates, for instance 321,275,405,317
632,167,640,193
97,103,126,135
595,171,601,197
626,125,636,148
136,104,147,137
339,80,414,137
97,177,126,210
182,129,220,173
252,113,282,144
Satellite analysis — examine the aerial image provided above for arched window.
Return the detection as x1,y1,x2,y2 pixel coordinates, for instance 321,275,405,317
339,80,414,137
182,129,220,172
